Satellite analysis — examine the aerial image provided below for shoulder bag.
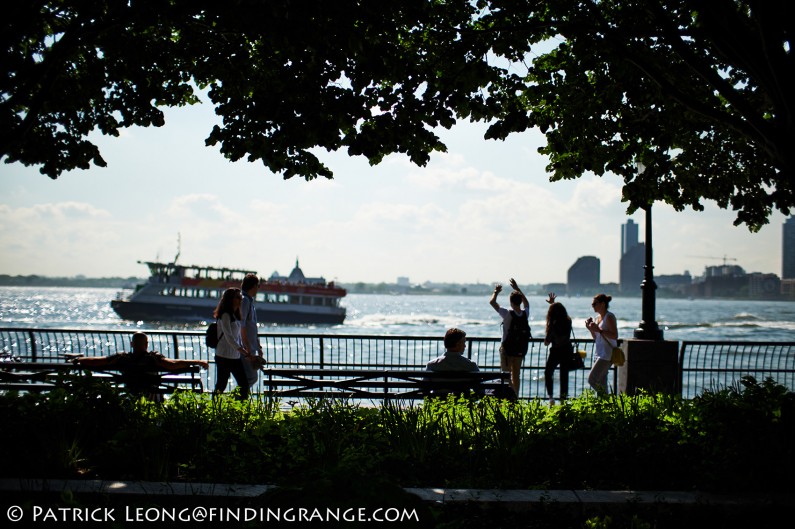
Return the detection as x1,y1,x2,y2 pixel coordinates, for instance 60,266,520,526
568,328,586,371
601,332,625,367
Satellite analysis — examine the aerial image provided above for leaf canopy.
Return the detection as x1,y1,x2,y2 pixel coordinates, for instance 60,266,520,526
2,0,792,230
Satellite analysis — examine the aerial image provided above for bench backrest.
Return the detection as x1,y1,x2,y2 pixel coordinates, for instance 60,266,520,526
259,368,513,400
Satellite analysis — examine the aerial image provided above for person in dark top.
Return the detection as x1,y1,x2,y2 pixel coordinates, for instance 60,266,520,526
74,332,208,400
543,294,573,405
424,328,482,398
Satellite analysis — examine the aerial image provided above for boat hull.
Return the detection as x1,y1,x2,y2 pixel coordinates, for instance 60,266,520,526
111,299,346,325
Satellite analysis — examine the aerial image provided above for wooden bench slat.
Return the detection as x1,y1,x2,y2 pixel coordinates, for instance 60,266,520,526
258,368,513,400
1,362,203,394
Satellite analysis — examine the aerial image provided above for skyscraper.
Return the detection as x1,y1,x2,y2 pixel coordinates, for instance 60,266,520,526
621,219,638,257
620,219,644,295
784,217,795,279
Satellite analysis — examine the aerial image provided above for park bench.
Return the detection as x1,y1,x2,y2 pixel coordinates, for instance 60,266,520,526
0,361,203,396
259,368,514,400
0,361,74,393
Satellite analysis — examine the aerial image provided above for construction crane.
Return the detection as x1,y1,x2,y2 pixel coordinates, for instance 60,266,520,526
687,255,738,266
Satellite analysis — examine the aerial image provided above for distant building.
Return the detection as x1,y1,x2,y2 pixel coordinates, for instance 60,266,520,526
784,217,795,279
704,264,745,278
694,264,748,298
621,219,639,257
748,273,781,298
269,258,326,285
620,243,645,295
619,219,644,296
656,272,692,296
567,256,600,295
395,277,410,294
782,279,795,299
543,283,567,296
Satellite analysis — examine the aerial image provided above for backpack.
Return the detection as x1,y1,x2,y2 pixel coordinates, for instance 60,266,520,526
205,320,224,348
502,311,531,357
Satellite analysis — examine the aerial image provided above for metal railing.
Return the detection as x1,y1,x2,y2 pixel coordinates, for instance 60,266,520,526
2,328,794,400
678,341,795,399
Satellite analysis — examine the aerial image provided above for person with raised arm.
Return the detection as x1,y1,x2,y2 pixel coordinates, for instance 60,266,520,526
490,278,531,396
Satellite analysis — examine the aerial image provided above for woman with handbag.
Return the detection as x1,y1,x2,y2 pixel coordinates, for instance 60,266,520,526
213,288,252,400
585,293,618,395
543,294,573,405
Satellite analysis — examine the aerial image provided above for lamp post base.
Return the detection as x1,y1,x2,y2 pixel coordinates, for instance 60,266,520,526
634,324,664,341
618,340,679,395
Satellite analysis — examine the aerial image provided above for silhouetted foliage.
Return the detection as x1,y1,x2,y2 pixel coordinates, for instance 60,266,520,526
3,1,792,229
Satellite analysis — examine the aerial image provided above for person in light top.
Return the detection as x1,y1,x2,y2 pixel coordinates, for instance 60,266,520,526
490,278,530,396
585,293,618,394
213,287,251,400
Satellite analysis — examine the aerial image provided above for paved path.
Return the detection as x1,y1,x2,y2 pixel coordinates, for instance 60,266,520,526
2,478,792,509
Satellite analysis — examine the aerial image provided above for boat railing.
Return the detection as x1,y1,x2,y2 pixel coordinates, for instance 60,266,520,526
1,328,793,400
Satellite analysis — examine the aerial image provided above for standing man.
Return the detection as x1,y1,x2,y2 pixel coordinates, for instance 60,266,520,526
490,278,531,396
240,273,265,388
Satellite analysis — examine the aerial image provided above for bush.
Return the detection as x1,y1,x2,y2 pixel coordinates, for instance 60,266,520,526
1,376,792,492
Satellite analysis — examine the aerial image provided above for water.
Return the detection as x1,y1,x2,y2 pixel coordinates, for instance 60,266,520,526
2,286,795,342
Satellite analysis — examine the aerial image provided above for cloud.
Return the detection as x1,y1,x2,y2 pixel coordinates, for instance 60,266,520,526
0,202,121,275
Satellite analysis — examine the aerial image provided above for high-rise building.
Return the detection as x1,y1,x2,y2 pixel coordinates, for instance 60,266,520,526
620,243,645,295
620,219,643,295
783,217,795,279
567,256,600,295
621,219,638,256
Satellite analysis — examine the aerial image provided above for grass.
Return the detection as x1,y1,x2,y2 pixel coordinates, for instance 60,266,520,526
1,376,793,493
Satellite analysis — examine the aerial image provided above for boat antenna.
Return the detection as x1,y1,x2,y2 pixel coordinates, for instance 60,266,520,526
173,233,181,264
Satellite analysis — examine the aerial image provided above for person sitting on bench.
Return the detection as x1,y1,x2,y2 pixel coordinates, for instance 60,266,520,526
424,328,481,397
73,332,208,399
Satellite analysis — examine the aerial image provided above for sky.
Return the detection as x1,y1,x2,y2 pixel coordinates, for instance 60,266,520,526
0,97,789,286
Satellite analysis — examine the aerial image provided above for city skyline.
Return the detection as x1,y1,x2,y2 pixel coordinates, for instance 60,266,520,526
0,93,789,285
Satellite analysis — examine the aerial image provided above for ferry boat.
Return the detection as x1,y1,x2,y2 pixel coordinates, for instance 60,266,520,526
111,259,346,324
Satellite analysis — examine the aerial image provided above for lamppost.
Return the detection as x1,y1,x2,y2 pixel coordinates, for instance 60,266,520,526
634,163,664,341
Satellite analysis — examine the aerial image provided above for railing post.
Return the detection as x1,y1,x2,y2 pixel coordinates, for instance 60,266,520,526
172,333,180,359
319,337,324,370
29,330,37,361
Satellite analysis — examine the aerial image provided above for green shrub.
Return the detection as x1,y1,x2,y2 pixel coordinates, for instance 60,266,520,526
1,376,792,492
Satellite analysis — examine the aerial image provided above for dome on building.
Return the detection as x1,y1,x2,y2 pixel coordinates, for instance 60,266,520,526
288,258,306,283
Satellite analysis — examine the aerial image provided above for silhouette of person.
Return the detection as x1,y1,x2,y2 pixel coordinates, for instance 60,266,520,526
585,293,618,394
543,293,573,404
74,332,208,400
425,328,480,398
213,288,251,400
240,273,265,388
490,278,530,396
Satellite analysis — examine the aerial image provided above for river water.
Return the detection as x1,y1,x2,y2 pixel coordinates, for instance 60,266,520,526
2,286,795,342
